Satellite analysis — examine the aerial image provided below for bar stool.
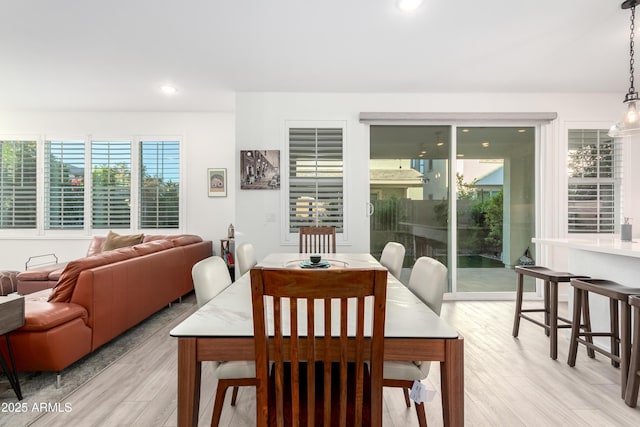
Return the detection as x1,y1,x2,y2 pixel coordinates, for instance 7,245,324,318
512,266,588,360
568,279,640,399
624,295,640,407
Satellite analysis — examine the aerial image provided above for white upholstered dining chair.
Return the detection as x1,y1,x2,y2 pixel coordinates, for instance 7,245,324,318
236,242,257,277
383,256,447,427
379,242,406,280
191,256,257,426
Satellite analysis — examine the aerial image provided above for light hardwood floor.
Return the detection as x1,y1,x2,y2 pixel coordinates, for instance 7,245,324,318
29,296,640,426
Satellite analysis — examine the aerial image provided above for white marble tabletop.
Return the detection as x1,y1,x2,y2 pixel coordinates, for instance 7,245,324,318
170,253,458,339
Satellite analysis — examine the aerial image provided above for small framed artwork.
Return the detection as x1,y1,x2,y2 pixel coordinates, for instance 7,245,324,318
208,168,227,197
240,150,280,190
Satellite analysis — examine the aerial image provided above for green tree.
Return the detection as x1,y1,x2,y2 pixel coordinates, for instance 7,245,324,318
483,190,503,251
456,173,476,200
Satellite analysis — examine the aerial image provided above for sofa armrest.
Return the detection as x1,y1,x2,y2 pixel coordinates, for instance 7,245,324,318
20,301,88,331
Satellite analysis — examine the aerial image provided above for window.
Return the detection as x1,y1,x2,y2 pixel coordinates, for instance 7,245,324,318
1,136,182,233
139,140,180,228
45,140,85,229
288,126,344,233
91,141,132,229
567,129,618,233
0,140,37,229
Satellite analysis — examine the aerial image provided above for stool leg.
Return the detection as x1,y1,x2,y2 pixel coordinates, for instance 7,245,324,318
611,299,620,368
568,287,582,367
544,280,551,337
621,302,632,399
550,281,559,360
625,305,640,407
513,272,524,337
582,291,596,359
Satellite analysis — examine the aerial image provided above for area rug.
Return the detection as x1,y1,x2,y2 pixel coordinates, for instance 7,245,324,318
0,299,195,427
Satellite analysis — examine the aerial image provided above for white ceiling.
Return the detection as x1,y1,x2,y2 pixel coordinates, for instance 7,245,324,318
0,0,631,112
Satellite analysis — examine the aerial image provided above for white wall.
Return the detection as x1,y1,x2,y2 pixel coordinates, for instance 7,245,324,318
3,93,638,277
235,92,638,266
0,112,235,270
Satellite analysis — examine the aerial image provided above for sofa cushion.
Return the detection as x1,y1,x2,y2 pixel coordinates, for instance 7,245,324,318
170,235,203,247
48,247,138,303
102,230,144,251
20,301,88,331
132,240,174,256
86,236,106,257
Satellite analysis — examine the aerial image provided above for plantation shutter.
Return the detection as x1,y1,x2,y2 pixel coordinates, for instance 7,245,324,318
91,141,131,229
567,129,617,233
288,127,344,233
45,140,85,229
139,140,180,228
0,140,37,229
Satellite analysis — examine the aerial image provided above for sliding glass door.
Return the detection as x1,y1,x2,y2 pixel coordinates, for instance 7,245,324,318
369,124,536,296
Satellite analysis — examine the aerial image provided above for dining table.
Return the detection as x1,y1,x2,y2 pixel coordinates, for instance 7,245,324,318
170,253,464,426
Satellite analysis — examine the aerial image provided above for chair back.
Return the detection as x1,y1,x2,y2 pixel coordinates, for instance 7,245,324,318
379,242,405,279
191,256,232,308
299,226,337,254
408,256,447,315
250,266,387,427
236,242,258,277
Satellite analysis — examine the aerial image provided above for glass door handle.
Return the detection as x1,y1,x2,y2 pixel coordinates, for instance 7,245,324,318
366,202,374,217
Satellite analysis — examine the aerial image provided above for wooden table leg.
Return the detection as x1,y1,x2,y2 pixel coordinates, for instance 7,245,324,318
440,336,464,427
178,338,201,427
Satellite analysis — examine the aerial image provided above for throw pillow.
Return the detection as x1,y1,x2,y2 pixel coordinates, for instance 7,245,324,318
102,230,144,251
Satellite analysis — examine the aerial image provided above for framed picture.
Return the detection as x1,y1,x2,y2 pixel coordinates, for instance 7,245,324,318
208,168,227,197
240,150,280,190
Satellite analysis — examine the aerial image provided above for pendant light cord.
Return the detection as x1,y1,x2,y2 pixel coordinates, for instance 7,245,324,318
630,5,636,97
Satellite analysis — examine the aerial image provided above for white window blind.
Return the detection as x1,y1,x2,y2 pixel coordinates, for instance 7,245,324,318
91,141,131,229
567,129,618,233
44,140,85,229
139,140,180,228
288,127,344,233
0,140,37,229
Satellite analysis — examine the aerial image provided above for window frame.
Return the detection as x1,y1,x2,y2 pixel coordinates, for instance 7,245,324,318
281,120,348,246
566,128,621,235
0,137,38,231
0,134,184,236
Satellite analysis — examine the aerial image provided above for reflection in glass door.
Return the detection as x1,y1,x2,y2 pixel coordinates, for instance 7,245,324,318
369,125,451,288
369,125,536,296
455,127,535,294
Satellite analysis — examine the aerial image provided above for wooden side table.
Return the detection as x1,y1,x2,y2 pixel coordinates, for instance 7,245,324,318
220,238,235,281
0,293,25,400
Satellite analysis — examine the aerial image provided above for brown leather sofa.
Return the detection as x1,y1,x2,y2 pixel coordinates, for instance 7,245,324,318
1,234,212,373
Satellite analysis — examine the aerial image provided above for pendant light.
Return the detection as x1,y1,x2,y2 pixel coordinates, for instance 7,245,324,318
609,0,640,137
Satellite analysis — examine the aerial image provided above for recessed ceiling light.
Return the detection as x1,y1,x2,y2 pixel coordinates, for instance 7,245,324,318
461,129,470,133
518,129,526,133
437,142,444,147
482,142,490,148
160,85,177,95
397,0,423,12
457,154,464,157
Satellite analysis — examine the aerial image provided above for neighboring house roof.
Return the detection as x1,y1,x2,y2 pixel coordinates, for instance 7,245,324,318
474,166,503,186
370,169,424,187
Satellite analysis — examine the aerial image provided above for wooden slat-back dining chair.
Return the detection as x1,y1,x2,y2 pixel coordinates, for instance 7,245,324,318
250,266,388,427
298,226,337,254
